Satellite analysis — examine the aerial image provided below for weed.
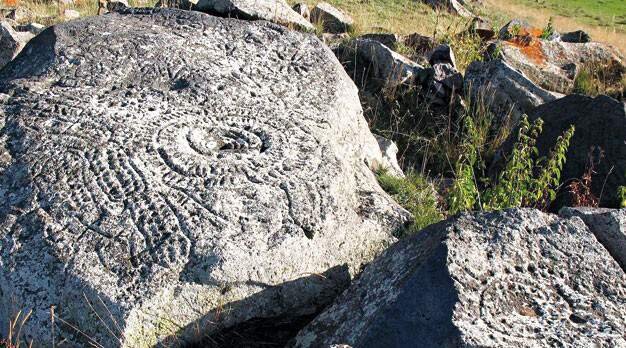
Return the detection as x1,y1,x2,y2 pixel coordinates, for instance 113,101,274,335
568,149,601,208
376,169,443,235
540,17,555,39
573,62,625,100
618,186,626,208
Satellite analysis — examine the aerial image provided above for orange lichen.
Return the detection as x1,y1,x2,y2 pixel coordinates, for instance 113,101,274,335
2,0,18,6
505,35,546,65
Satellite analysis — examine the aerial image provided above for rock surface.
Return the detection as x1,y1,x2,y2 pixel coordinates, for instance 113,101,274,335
495,38,625,94
293,209,626,347
291,3,309,20
310,2,353,34
561,30,591,43
373,135,404,178
464,59,558,123
560,208,626,271
0,20,33,70
194,0,314,31
334,38,427,93
527,95,626,208
0,8,410,346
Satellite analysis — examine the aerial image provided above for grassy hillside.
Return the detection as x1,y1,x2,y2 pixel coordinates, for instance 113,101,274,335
513,0,625,27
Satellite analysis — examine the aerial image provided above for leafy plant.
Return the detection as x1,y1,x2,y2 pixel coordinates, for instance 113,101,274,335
448,115,575,212
619,186,626,208
377,170,443,235
540,17,555,39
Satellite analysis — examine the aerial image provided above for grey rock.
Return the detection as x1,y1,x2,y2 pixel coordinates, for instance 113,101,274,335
63,9,80,21
526,95,626,208
334,38,427,92
373,135,404,178
292,3,309,21
15,22,45,35
107,0,130,12
0,9,410,346
0,20,32,70
358,33,398,50
560,208,626,271
428,44,456,67
429,62,463,105
194,0,314,31
293,209,626,347
154,0,198,9
496,38,624,94
468,16,494,40
464,59,558,124
424,0,474,17
310,2,353,34
561,30,591,43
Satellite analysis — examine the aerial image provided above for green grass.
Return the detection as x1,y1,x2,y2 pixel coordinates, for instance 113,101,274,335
376,170,443,235
514,0,626,28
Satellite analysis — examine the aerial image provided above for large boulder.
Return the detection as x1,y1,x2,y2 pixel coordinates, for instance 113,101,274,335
334,38,428,93
310,2,353,34
0,20,33,70
0,8,410,346
495,37,625,94
560,208,626,271
464,59,558,124
293,209,626,347
527,95,625,208
192,0,314,31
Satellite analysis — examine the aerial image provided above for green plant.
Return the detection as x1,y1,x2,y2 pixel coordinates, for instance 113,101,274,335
377,169,443,235
448,115,575,212
619,186,626,208
540,17,555,39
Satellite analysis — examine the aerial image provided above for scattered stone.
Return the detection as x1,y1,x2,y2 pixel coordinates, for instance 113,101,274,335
0,20,32,70
561,30,591,43
560,208,626,271
334,38,428,93
499,19,543,40
293,209,626,347
527,95,626,208
107,0,129,12
359,33,399,50
0,8,410,346
63,9,80,21
424,0,474,18
495,38,625,94
193,0,314,31
428,62,463,106
291,3,309,21
468,16,494,40
428,44,456,67
464,59,558,124
373,135,404,178
15,22,45,35
310,2,353,34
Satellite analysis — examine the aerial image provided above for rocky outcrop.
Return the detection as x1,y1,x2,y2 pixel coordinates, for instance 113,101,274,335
310,2,353,34
496,38,625,94
0,20,34,70
334,38,428,93
373,135,404,178
468,16,494,41
0,8,410,346
464,59,558,123
193,0,314,31
561,30,591,43
527,95,626,208
293,209,626,347
560,208,626,271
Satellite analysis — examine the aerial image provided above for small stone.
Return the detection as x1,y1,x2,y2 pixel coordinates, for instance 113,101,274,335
561,30,591,43
63,9,80,21
310,2,354,34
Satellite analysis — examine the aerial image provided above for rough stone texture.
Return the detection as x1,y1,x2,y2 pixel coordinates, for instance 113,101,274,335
496,38,625,94
310,2,353,34
464,59,558,124
373,135,404,178
15,22,46,35
498,19,552,41
0,21,32,70
292,209,626,347
0,9,410,346
292,3,309,20
527,95,626,208
194,0,314,31
334,38,427,93
560,208,626,271
63,9,80,20
428,44,456,67
358,33,398,51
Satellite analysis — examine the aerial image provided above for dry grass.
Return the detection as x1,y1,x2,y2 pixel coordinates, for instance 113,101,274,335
480,0,626,54
9,0,153,25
